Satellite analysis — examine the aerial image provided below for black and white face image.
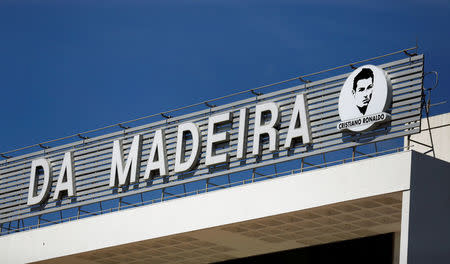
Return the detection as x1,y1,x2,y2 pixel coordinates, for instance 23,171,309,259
352,68,374,115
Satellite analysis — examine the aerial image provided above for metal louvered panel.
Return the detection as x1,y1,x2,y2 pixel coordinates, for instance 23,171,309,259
0,55,424,224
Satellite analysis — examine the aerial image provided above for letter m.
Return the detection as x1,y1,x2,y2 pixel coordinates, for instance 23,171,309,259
109,134,142,187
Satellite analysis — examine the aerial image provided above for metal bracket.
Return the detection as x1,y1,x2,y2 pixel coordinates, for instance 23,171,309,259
0,154,12,159
77,134,89,140
204,101,216,108
424,110,436,158
429,100,447,107
161,113,173,119
403,50,417,57
408,138,433,149
38,144,50,149
298,77,311,83
420,80,437,158
250,89,263,96
118,124,130,129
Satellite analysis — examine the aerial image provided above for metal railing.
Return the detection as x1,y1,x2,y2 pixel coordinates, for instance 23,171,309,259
0,46,418,159
0,145,410,236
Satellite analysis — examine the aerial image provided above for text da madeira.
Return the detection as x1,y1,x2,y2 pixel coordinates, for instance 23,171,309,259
27,94,312,206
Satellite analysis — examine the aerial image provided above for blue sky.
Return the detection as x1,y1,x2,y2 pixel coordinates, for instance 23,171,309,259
0,0,449,155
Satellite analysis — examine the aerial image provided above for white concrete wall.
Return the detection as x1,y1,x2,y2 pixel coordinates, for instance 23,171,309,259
406,113,450,162
0,151,414,264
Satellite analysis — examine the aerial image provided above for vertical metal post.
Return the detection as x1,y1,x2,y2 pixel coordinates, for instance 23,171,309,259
99,201,103,214
77,207,81,219
183,184,187,196
118,198,122,210
206,179,209,192
59,211,63,223
425,104,436,158
406,136,411,150
227,174,231,185
301,158,304,172
252,169,255,182
273,164,278,176
140,193,144,204
161,189,165,201
352,147,356,161
374,142,378,153
38,216,41,228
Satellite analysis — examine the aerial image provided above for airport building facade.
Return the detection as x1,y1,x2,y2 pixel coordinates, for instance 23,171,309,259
0,49,449,263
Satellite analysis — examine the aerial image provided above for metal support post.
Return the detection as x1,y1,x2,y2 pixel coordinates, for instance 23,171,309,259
425,103,436,158
252,169,255,182
406,135,411,150
352,147,356,161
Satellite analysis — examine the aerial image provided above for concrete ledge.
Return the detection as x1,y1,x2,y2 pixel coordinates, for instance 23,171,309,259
0,151,413,264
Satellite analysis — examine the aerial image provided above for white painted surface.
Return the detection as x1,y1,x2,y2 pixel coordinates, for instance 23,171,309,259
406,112,450,162
399,191,410,264
0,151,413,264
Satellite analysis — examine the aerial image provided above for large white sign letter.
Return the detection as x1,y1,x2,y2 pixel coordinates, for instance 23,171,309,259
236,108,249,159
205,112,232,166
109,134,143,187
27,158,53,206
53,152,76,200
175,122,202,173
144,129,168,179
284,94,312,149
252,102,280,156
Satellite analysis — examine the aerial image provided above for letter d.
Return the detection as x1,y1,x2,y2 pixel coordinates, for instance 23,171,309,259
27,158,53,206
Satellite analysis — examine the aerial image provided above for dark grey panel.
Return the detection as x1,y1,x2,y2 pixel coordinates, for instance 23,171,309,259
408,152,450,264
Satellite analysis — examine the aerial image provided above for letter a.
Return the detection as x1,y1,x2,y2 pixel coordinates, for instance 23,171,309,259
284,94,312,149
53,152,76,201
